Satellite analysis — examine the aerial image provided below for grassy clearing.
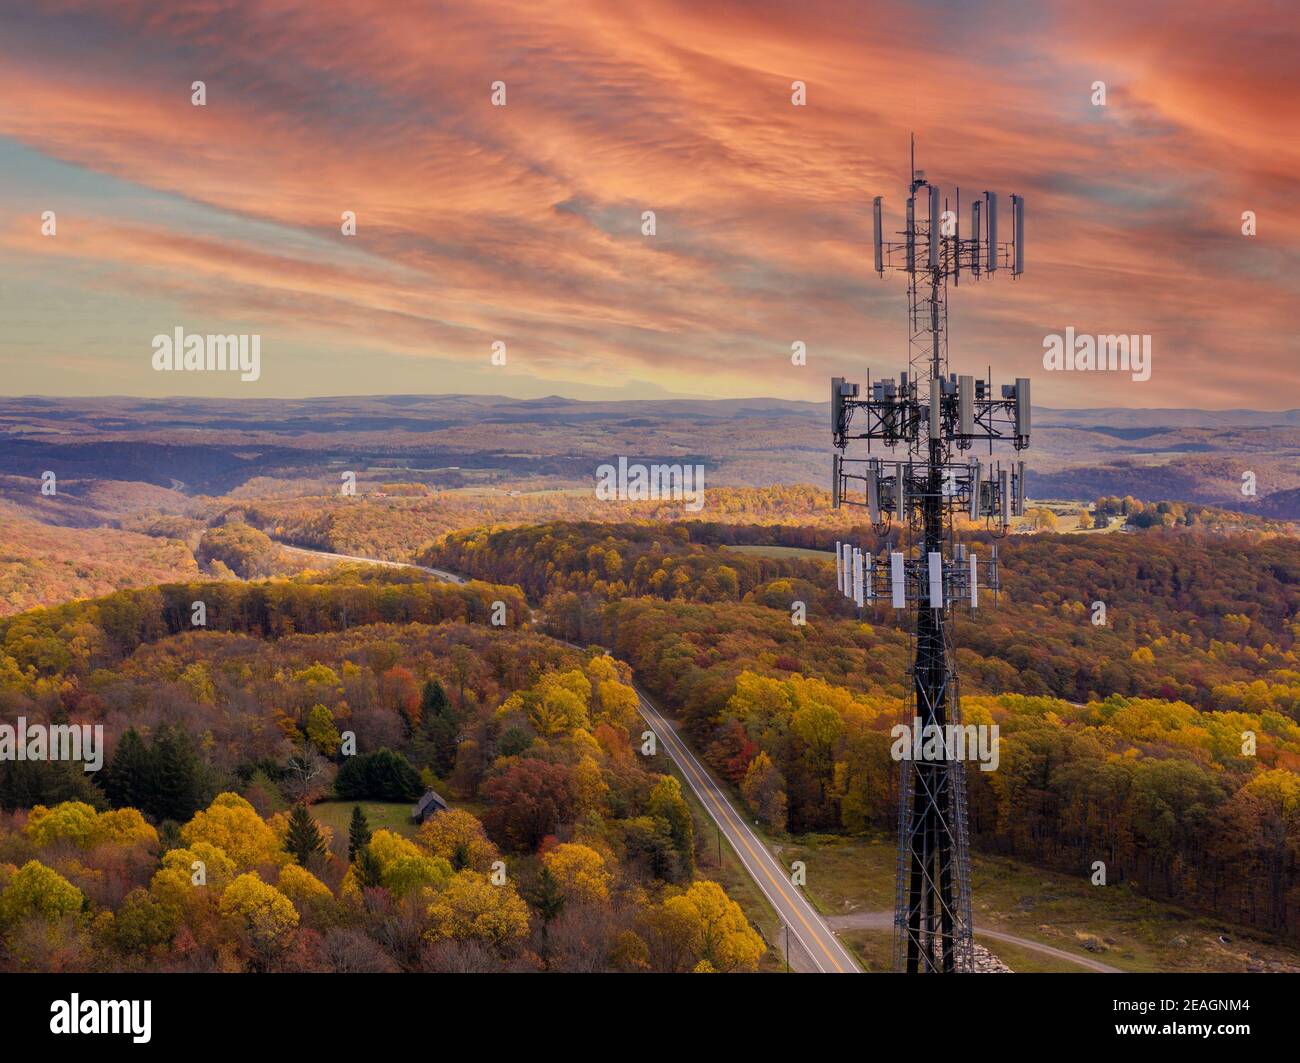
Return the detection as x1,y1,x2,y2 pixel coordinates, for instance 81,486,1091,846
835,929,895,972
825,927,1087,973
975,934,1085,973
771,833,895,916
311,800,420,840
772,832,1300,972
722,544,833,561
967,852,1300,972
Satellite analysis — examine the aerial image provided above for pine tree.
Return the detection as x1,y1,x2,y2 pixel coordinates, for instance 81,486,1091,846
103,727,150,809
148,724,205,823
354,846,384,889
335,749,423,802
0,760,104,812
421,678,449,720
527,866,566,924
348,804,372,862
420,679,458,776
286,802,327,864
525,866,567,964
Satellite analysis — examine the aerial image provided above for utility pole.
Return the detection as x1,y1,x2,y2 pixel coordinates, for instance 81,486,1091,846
830,141,1030,973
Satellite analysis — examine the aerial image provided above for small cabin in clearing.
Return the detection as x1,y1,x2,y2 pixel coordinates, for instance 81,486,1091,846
411,789,449,824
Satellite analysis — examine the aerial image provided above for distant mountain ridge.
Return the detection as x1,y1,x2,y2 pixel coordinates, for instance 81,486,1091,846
1235,486,1300,521
1,395,1298,510
1036,407,1300,429
5,393,1297,426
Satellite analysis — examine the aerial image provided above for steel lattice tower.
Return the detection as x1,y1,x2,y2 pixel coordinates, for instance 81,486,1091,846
830,141,1031,972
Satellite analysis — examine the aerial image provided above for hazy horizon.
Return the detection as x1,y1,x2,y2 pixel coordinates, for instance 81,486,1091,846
4,391,1300,417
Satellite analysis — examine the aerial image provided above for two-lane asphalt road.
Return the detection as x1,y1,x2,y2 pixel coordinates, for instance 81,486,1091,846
636,688,860,973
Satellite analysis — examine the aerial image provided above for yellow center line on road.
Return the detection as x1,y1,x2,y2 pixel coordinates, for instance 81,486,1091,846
640,696,852,973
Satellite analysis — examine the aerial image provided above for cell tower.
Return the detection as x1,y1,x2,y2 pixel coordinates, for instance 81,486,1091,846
829,139,1031,973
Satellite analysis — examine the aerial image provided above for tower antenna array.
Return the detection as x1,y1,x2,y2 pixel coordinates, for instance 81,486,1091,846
830,142,1030,973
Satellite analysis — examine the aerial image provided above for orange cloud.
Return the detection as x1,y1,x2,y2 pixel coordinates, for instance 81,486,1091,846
0,0,1295,406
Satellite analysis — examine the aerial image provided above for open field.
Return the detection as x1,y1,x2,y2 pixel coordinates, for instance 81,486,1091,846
723,544,834,561
837,928,1091,972
836,929,894,972
312,800,421,840
775,833,1300,973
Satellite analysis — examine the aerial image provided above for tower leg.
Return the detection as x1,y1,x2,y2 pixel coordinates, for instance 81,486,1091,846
894,428,972,973
905,766,925,973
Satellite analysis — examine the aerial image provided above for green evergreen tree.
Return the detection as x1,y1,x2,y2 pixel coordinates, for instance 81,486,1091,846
157,819,183,854
497,726,532,759
525,866,567,964
354,846,384,889
285,802,327,864
149,724,206,822
103,726,149,809
348,804,372,862
335,749,423,802
0,759,106,812
421,678,449,719
420,679,459,776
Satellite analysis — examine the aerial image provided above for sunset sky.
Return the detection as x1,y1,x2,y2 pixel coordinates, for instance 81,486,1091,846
0,0,1296,408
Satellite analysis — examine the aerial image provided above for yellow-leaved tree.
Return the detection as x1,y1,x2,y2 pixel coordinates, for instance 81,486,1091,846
0,860,84,928
569,755,610,816
424,870,530,947
529,670,591,735
149,841,236,926
341,829,450,898
647,880,764,973
181,793,287,871
25,802,157,850
543,843,611,904
277,864,336,925
161,841,237,887
587,654,640,731
24,802,99,848
218,872,299,963
416,809,498,872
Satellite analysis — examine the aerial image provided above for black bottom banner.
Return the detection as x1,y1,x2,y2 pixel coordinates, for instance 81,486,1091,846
0,970,1289,1052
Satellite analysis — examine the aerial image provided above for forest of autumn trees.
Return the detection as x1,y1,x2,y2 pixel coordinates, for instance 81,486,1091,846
0,567,765,973
225,485,838,564
0,509,200,617
5,501,1300,962
420,520,1300,939
424,521,1300,710
233,480,1281,567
